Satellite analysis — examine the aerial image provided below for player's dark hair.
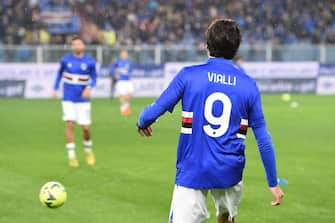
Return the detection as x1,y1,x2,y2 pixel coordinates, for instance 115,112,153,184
71,35,83,42
206,19,242,59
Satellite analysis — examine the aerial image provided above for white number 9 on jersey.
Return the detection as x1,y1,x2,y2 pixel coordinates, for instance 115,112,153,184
203,92,232,137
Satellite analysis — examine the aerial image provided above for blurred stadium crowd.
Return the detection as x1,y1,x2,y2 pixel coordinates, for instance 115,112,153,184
1,0,335,46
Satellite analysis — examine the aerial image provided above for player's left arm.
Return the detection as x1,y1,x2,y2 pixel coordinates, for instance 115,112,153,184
109,62,117,80
128,61,133,76
82,60,97,98
249,86,284,206
137,68,186,136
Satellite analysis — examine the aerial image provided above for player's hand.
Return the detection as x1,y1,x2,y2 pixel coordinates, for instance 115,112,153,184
137,125,153,137
52,90,57,99
269,186,284,206
81,87,91,99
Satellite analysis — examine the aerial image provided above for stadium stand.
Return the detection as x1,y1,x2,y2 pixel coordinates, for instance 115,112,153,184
1,0,335,46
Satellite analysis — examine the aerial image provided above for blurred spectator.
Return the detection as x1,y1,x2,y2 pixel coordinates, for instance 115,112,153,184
15,41,33,61
102,25,117,46
39,26,51,44
325,31,335,44
1,0,335,46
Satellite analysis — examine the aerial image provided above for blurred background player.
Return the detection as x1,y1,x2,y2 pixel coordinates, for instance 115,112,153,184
110,49,134,116
52,36,97,167
233,55,245,72
137,19,284,223
109,63,118,99
233,55,243,66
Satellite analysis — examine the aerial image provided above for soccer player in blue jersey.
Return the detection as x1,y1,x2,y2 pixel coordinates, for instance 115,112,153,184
136,19,284,223
110,49,134,116
52,36,97,167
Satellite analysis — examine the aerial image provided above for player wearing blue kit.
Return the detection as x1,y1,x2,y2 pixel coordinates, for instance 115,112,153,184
136,19,284,223
110,49,134,116
52,36,97,167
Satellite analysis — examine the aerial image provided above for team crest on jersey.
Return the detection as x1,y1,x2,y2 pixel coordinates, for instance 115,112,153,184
67,62,72,68
81,63,88,71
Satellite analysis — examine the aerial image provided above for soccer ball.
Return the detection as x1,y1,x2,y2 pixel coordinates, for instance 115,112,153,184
39,181,67,208
281,93,291,102
290,101,299,108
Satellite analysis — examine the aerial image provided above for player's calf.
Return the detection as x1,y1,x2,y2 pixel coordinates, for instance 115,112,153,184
82,128,95,166
82,125,90,140
217,213,234,223
65,121,75,142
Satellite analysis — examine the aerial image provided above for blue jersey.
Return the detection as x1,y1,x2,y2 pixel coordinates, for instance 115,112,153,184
137,58,278,189
53,53,97,103
110,59,133,81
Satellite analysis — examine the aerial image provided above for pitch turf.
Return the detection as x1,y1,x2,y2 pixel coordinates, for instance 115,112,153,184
0,95,334,223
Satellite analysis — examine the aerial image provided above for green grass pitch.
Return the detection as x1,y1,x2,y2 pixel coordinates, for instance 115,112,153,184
0,95,334,223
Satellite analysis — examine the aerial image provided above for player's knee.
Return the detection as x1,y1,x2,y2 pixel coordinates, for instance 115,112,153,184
66,121,75,130
82,125,90,132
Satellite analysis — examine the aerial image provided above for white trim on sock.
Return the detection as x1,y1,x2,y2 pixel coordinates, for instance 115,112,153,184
66,142,75,150
85,148,92,153
83,140,92,148
66,143,76,159
84,140,92,153
68,150,76,159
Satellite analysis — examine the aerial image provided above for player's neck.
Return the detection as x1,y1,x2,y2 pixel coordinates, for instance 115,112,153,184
73,52,84,58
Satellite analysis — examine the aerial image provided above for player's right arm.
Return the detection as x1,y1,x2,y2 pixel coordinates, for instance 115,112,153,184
109,61,119,80
252,125,284,206
52,58,65,98
249,84,284,206
137,69,186,136
128,61,133,76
